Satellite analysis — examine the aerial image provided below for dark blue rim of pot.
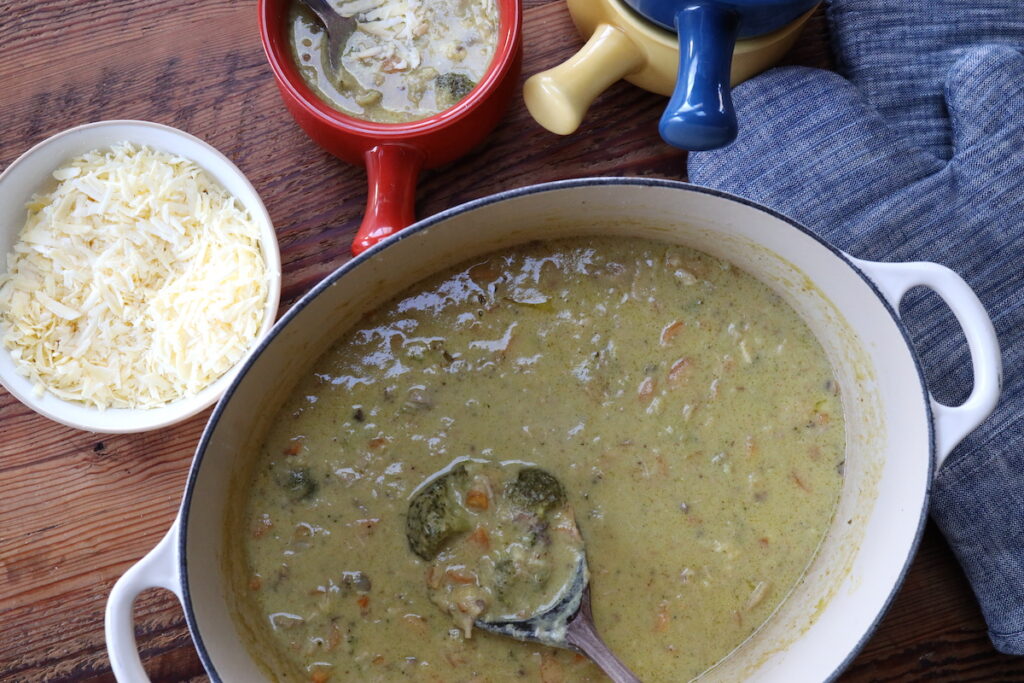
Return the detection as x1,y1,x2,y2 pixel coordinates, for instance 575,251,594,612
180,177,934,683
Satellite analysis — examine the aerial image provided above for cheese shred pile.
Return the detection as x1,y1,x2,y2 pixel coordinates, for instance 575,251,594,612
0,142,269,409
340,0,429,73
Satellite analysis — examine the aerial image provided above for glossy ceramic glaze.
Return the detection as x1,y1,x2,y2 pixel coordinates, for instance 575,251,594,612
626,0,819,38
0,120,281,434
258,0,522,255
627,0,819,149
524,0,813,145
106,180,1000,682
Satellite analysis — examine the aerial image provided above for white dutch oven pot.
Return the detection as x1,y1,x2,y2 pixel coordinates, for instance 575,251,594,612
106,179,1000,682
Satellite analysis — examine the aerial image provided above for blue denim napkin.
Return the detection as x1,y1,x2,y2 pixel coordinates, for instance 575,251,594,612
688,1,1024,656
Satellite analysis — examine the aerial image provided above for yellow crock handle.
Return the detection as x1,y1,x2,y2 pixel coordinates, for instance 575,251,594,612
524,23,646,135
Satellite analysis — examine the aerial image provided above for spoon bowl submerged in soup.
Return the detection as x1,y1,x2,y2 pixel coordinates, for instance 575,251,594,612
407,460,586,637
230,237,845,681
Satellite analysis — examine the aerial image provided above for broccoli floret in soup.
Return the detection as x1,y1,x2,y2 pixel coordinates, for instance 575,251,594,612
435,72,476,107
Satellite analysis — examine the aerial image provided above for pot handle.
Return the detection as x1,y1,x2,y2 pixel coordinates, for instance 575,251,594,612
351,144,423,256
659,3,739,151
850,258,1002,468
105,522,182,682
523,23,646,135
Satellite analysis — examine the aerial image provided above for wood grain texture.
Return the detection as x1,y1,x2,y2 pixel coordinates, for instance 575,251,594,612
0,1,1019,681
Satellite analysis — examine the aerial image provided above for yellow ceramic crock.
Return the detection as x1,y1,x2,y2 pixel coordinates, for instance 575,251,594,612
525,0,816,135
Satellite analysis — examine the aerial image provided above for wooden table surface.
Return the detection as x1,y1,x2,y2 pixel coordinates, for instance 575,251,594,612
1,1,1020,681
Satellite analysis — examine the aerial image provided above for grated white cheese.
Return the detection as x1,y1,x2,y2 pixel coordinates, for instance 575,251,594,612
0,142,269,410
339,0,427,72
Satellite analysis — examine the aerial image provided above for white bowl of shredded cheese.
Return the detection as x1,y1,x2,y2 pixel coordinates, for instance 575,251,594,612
0,120,281,433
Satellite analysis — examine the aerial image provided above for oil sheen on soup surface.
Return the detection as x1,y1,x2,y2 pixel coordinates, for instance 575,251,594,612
289,0,498,123
233,237,845,682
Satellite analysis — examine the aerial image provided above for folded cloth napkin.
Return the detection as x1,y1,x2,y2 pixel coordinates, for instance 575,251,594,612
688,1,1024,656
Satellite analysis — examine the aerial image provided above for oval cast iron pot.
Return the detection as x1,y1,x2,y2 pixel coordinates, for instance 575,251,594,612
106,179,1000,682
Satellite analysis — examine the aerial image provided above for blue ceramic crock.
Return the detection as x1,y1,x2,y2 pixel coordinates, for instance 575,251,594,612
623,0,819,150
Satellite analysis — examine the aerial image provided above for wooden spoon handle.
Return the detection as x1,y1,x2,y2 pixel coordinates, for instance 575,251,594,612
566,601,642,683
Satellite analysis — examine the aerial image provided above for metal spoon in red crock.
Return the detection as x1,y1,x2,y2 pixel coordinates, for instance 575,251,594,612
296,0,356,74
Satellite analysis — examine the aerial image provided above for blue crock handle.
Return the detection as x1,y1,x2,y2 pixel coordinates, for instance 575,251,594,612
659,3,740,151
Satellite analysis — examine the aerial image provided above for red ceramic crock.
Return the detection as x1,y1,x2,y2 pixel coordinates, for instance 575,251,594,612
258,0,523,254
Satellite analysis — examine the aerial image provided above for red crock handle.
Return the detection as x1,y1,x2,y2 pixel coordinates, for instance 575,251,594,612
352,144,423,255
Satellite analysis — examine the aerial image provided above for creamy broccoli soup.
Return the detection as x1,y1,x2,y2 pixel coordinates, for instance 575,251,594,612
230,237,845,681
289,0,499,123
408,461,587,637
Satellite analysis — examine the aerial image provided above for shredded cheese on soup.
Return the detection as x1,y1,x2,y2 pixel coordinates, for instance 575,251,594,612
0,142,269,409
340,0,427,72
